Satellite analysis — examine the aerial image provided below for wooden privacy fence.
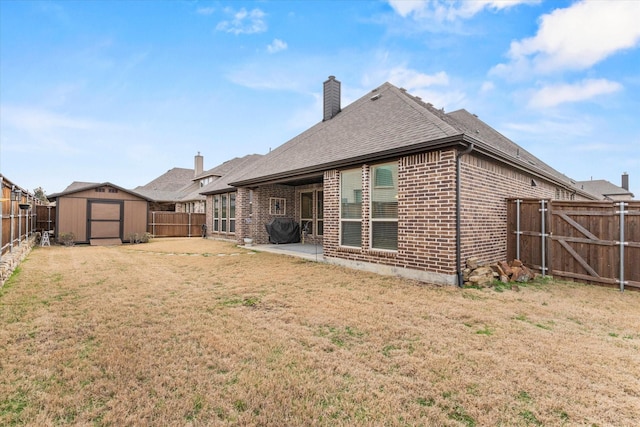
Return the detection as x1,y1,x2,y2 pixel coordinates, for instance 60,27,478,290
148,212,206,237
1,176,41,259
36,205,56,233
507,199,640,291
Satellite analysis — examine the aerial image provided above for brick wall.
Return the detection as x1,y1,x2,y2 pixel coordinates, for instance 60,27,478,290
323,149,459,277
398,150,457,274
459,153,568,267
322,148,585,283
240,184,296,244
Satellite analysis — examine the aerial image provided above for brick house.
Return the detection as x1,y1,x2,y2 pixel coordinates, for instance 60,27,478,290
200,154,263,240
229,76,595,286
135,153,211,213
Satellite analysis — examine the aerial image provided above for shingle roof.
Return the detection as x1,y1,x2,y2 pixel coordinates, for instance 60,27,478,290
133,167,199,202
444,109,581,190
48,182,151,201
200,154,263,195
576,179,634,200
232,82,462,185
231,81,594,199
135,168,194,192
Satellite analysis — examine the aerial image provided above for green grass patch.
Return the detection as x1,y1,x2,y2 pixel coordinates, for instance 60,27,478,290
475,325,493,336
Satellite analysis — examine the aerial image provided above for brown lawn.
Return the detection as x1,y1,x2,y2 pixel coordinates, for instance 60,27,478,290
1,238,639,426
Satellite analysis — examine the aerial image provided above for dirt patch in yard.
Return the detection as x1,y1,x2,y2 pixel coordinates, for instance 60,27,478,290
1,237,639,425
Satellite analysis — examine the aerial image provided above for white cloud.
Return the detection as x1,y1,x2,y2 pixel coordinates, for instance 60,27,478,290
527,78,622,109
196,7,215,16
267,39,288,54
387,0,539,22
383,66,466,110
493,1,640,76
387,67,449,88
480,81,495,93
216,7,267,35
0,105,121,154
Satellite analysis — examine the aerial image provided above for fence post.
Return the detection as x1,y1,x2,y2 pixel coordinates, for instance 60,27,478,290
188,213,192,238
539,199,548,277
152,211,156,237
617,202,628,292
10,185,15,253
515,199,521,260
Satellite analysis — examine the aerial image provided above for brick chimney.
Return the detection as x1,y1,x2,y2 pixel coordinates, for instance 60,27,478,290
622,172,629,191
194,152,203,177
323,76,341,121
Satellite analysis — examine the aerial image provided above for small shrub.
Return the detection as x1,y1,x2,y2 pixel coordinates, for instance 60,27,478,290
128,232,152,244
58,232,75,247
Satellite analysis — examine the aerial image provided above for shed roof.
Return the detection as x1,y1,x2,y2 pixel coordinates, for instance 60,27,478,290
48,182,151,201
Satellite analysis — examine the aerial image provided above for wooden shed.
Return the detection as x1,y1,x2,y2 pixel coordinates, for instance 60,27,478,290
48,182,149,245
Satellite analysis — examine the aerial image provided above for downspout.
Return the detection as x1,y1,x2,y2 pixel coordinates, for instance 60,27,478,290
456,142,474,287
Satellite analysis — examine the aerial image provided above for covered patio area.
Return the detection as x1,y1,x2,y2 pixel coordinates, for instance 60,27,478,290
247,242,324,262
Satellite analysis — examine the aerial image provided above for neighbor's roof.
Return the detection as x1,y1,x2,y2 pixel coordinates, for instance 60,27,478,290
231,82,462,186
231,81,593,198
133,167,195,202
48,182,151,201
576,179,634,200
200,154,263,195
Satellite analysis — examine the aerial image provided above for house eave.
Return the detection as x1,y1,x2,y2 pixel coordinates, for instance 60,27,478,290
466,136,597,200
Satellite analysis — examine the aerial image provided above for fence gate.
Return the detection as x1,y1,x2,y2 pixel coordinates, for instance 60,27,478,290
508,199,640,291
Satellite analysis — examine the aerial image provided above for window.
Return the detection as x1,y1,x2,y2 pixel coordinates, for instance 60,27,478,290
270,197,286,215
221,194,227,232
371,163,398,250
340,169,362,247
212,192,236,234
317,191,324,236
213,195,220,231
229,193,236,233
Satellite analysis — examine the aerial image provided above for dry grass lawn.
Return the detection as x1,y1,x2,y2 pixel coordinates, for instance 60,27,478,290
1,238,639,426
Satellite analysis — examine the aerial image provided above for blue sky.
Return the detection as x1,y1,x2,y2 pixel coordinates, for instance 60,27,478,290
1,0,639,198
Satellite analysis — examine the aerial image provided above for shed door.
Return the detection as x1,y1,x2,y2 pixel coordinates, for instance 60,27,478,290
88,200,123,243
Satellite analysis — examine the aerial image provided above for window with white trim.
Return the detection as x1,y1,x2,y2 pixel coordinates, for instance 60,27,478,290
340,169,362,247
371,163,398,250
270,197,286,215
